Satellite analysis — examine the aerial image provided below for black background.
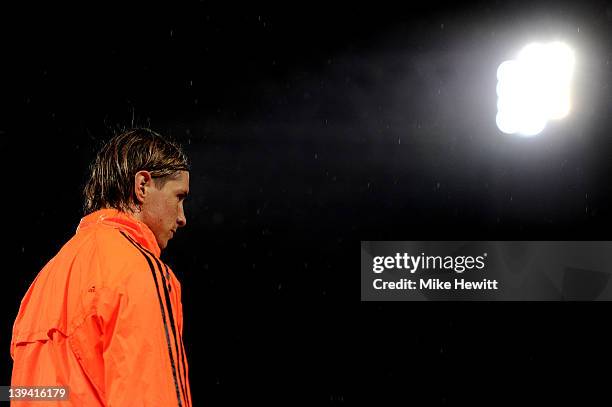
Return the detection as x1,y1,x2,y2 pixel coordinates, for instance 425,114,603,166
3,1,612,404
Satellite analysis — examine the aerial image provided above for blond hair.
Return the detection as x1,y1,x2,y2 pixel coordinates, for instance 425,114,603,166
83,128,189,214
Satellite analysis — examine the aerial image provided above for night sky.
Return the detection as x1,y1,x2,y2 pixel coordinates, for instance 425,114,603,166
4,2,612,404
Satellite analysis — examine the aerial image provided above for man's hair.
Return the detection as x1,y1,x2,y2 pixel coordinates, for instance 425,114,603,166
83,128,190,214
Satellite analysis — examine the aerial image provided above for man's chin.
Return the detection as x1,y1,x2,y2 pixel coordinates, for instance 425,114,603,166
157,239,169,250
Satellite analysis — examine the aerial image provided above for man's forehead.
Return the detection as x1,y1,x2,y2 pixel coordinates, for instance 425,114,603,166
171,171,190,191
161,170,188,186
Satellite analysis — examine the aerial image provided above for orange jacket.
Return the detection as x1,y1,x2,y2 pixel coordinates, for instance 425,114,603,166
11,209,192,406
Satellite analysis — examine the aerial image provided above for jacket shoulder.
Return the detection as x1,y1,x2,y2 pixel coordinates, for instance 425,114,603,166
88,226,158,285
52,224,155,290
12,225,152,343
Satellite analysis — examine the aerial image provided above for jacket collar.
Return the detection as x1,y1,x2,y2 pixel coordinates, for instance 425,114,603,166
76,208,161,257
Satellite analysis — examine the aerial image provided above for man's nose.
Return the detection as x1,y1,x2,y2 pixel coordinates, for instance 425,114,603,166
177,205,187,227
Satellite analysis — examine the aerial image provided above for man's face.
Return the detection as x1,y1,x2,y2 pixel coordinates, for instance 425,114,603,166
141,171,190,250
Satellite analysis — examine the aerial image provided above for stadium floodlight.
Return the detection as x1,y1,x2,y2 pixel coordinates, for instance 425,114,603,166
496,41,575,136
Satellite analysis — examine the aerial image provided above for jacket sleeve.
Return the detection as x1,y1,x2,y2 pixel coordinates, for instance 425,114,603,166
103,266,181,407
69,262,183,407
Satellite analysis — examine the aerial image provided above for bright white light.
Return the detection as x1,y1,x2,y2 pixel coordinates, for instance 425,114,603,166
496,41,574,136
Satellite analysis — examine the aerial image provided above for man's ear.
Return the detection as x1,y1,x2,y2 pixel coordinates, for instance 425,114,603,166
134,170,153,204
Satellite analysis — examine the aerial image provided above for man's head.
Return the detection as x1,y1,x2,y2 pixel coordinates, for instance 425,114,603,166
84,128,190,250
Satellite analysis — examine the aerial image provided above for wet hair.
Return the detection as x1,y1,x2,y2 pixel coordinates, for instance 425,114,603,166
83,128,190,214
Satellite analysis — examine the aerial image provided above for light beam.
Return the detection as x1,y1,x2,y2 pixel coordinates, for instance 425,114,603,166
496,41,575,136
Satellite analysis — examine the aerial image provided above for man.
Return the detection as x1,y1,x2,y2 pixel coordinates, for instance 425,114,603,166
10,128,192,406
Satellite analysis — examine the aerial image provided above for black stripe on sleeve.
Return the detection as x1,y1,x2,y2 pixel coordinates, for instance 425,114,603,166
120,231,183,407
177,329,191,406
164,262,191,407
123,233,190,407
